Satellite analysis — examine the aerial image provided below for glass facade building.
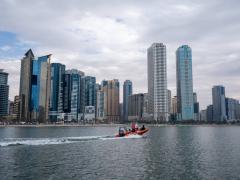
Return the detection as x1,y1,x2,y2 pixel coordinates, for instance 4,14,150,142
64,69,84,121
19,50,51,122
49,63,66,121
123,80,132,122
31,55,51,122
0,70,9,116
212,85,226,121
176,45,194,120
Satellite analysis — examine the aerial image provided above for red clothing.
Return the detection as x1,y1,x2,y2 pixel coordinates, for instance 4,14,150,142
131,123,136,129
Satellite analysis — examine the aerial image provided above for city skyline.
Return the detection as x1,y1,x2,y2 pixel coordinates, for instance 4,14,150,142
0,0,240,109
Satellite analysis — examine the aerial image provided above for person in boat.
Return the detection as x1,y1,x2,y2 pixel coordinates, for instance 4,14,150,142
119,127,126,137
131,122,138,132
140,125,145,131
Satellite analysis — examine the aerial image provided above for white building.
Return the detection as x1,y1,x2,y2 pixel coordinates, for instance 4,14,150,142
84,106,95,123
147,43,168,122
96,90,104,121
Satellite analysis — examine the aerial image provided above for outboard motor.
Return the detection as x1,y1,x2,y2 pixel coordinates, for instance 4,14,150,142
119,128,125,137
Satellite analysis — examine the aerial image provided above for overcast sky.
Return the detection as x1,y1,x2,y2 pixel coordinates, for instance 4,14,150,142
0,0,240,109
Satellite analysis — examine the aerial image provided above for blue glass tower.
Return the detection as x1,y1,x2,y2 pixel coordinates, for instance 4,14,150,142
176,45,194,120
123,80,132,122
212,85,226,121
31,55,51,122
49,63,66,121
0,69,9,116
64,69,84,121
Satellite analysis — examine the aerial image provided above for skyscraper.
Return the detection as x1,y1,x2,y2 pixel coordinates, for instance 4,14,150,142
212,85,226,121
225,98,239,121
167,89,171,115
102,79,120,123
19,50,51,122
176,45,194,121
123,80,132,122
31,55,51,122
19,49,34,122
49,63,66,121
13,95,20,118
207,105,213,122
193,92,200,121
0,69,9,116
171,96,177,114
82,76,96,122
128,93,144,122
82,76,96,107
64,69,84,121
147,43,168,122
96,85,105,121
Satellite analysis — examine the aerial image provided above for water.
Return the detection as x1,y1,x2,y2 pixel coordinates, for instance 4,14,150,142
0,126,240,180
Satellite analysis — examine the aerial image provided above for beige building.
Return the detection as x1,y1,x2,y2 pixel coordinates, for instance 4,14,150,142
19,49,34,122
102,79,120,123
171,96,177,114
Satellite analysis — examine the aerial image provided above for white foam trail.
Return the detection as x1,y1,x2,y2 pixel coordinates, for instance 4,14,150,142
0,138,69,147
100,134,142,140
0,134,143,147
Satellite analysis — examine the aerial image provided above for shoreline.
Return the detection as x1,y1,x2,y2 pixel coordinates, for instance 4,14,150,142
0,123,240,128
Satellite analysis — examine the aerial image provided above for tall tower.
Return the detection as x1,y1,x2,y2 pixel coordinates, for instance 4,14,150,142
64,69,84,121
19,49,34,122
19,50,51,122
147,43,168,122
0,69,9,116
49,63,66,121
123,80,132,122
102,79,120,123
31,55,51,123
176,45,194,121
212,85,226,121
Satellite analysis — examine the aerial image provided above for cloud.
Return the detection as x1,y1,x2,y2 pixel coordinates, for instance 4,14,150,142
0,0,239,109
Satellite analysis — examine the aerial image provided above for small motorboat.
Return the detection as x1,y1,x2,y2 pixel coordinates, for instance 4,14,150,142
115,126,149,137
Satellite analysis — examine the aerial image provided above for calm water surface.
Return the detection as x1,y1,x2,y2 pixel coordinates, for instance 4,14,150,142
0,126,240,180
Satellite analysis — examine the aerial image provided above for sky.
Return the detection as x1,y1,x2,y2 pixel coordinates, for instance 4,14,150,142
0,0,240,109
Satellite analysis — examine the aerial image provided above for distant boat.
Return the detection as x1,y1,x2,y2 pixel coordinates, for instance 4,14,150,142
115,126,149,137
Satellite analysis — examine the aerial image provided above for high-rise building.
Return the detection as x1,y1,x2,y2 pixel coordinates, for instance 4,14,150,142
147,43,168,122
82,76,96,107
31,55,51,122
171,96,177,114
82,76,96,121
236,104,240,120
212,85,226,121
96,86,105,121
176,45,194,121
167,89,171,115
19,50,51,122
19,49,34,122
63,73,71,114
200,109,207,121
64,69,83,121
8,101,14,116
49,63,66,121
207,105,213,122
225,98,239,121
128,93,144,122
102,79,120,123
13,95,20,118
0,69,9,116
193,92,199,121
123,80,132,122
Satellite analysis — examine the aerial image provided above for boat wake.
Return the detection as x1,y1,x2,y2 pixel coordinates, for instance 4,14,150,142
0,135,143,147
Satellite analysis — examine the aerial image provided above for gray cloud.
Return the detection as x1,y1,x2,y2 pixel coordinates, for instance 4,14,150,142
0,0,239,109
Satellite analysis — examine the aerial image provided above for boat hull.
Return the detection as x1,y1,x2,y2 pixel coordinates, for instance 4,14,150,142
115,128,149,137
